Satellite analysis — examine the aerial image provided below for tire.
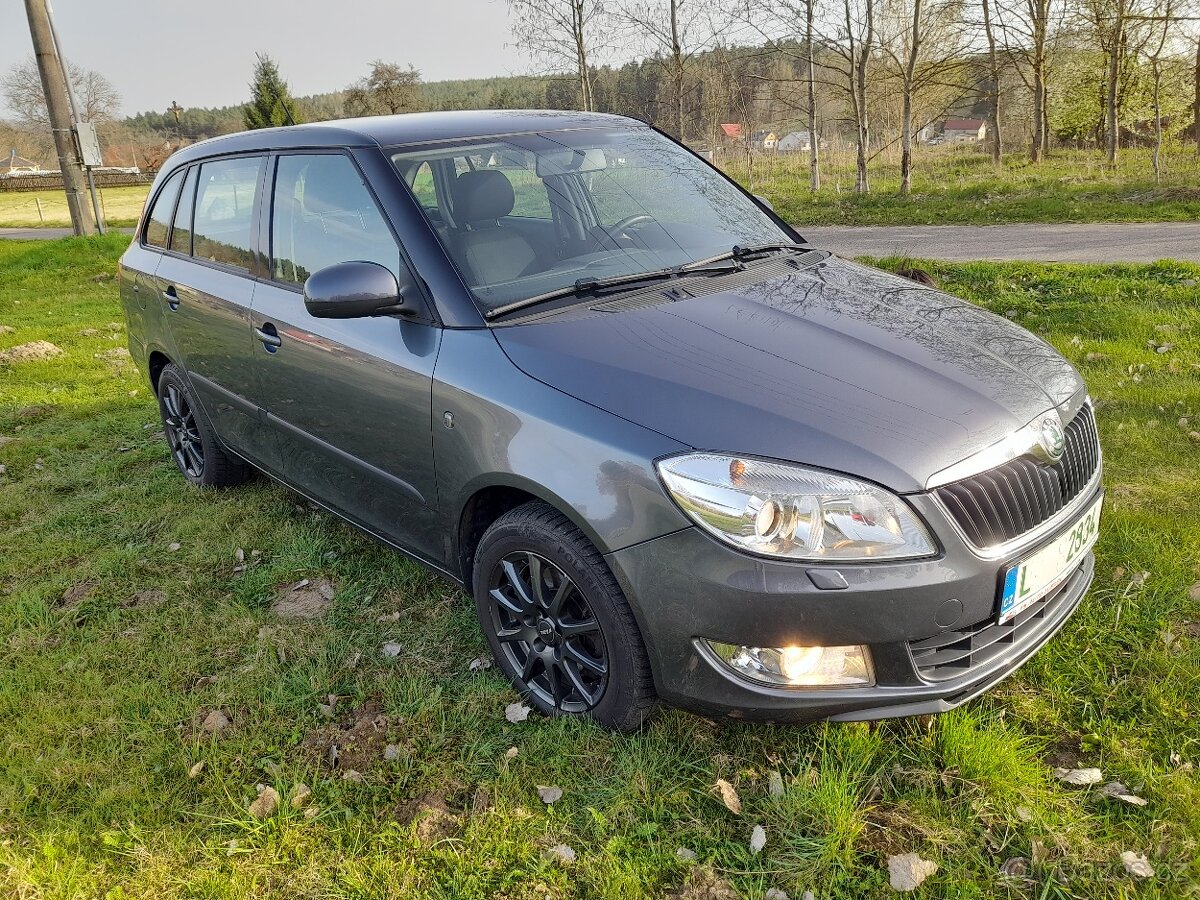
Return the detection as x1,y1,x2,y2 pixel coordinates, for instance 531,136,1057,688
473,501,657,732
156,363,253,489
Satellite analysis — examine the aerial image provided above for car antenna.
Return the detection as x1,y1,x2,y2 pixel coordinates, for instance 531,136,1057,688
274,87,296,127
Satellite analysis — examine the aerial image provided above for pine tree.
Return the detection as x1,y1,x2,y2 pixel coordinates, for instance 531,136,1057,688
243,53,300,130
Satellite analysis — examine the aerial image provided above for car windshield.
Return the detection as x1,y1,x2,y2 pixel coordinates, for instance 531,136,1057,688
391,127,790,312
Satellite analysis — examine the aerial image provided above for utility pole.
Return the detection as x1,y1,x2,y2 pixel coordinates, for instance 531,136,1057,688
23,0,96,236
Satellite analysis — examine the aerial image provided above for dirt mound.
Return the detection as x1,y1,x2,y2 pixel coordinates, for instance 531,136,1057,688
300,699,403,772
667,867,740,899
0,341,63,365
270,578,336,620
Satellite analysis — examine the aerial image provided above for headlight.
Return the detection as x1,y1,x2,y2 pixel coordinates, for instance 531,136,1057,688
656,453,936,561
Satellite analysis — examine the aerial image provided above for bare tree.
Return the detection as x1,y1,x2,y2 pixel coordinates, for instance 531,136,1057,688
839,0,877,190
995,0,1063,161
736,0,825,190
878,0,971,194
2,57,120,129
343,61,423,116
616,0,721,139
981,0,1004,164
508,0,606,110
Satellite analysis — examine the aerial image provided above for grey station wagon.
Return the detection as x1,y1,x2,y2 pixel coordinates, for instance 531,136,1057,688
120,111,1102,730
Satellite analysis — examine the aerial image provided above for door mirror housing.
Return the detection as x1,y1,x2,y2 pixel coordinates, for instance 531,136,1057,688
304,261,416,319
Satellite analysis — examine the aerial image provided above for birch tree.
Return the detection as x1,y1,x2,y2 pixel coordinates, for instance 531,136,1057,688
508,0,607,111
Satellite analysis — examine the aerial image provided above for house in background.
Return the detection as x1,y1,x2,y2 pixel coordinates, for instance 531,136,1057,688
749,130,779,150
0,150,42,176
940,119,987,144
719,123,743,142
777,130,820,153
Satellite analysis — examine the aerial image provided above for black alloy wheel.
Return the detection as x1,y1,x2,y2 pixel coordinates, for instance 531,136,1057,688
487,550,609,713
473,501,657,731
162,380,204,479
155,363,253,489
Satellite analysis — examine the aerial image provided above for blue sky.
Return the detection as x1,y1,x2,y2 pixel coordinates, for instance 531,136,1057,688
2,0,530,118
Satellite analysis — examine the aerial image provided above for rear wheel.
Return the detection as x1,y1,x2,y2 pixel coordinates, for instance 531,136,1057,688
156,363,252,488
473,501,657,732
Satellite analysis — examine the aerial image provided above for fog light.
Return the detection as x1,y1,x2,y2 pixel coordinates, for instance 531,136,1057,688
705,640,874,688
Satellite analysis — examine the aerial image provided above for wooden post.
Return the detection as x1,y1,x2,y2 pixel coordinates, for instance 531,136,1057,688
36,197,44,223
23,0,95,235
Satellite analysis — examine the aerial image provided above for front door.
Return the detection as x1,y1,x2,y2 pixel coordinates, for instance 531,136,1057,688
248,152,442,562
153,155,270,463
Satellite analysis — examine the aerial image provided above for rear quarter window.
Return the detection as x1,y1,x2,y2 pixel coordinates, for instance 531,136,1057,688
192,156,265,270
142,169,184,248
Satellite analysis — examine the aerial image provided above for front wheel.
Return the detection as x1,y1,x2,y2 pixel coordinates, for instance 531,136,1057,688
473,502,657,732
156,363,252,488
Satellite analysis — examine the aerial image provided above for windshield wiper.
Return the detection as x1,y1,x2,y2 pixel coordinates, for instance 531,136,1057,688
485,259,742,319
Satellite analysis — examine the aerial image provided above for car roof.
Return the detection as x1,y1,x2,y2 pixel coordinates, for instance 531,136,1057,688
165,110,644,168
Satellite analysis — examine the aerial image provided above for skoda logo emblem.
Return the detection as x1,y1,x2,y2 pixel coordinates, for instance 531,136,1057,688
1037,416,1066,462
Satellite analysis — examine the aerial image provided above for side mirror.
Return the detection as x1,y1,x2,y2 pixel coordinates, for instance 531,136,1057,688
754,194,775,211
303,261,415,319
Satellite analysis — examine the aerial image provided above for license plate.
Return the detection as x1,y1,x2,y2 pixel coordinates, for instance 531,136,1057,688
998,495,1103,624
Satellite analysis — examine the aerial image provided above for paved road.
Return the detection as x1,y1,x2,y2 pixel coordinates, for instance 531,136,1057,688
3,222,1199,263
800,222,1200,263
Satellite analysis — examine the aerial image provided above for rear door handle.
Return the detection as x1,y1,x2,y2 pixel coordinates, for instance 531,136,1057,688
255,322,282,351
162,285,180,310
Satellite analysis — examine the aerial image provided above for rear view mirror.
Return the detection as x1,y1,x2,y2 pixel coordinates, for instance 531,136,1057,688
304,261,414,319
535,147,608,178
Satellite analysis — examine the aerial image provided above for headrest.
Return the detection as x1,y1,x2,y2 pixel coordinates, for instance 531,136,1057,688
453,170,515,223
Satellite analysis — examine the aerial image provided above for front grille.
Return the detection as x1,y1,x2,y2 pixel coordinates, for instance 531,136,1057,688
909,567,1078,680
934,405,1100,548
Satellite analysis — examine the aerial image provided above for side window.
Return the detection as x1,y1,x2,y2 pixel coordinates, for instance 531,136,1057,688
500,169,551,219
270,153,400,286
142,169,183,248
192,156,264,270
408,162,437,211
169,167,197,255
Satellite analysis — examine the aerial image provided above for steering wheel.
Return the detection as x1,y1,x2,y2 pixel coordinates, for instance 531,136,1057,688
603,213,657,243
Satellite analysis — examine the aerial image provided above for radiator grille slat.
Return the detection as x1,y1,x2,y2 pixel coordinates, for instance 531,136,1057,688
934,405,1099,548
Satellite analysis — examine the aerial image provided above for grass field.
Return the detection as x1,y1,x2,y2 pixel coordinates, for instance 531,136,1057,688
0,184,148,228
1,237,1199,898
722,146,1200,226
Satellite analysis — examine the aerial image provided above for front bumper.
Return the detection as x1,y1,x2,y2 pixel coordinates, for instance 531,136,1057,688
605,485,1100,722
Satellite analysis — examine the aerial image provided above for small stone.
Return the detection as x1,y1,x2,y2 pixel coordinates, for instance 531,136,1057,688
676,847,698,861
544,844,576,864
765,890,789,900
749,824,767,854
888,853,939,891
303,805,319,819
341,769,364,783
468,656,492,672
290,783,312,808
1054,767,1103,786
380,641,403,658
1098,781,1148,806
200,709,230,734
537,785,563,804
168,542,181,552
1121,851,1154,879
383,743,402,761
187,761,205,778
248,786,280,820
505,702,531,723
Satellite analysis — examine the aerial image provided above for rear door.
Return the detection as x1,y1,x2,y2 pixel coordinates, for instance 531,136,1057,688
153,155,270,462
247,151,443,562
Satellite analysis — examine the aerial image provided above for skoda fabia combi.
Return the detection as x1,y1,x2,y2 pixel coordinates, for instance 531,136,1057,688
119,111,1102,730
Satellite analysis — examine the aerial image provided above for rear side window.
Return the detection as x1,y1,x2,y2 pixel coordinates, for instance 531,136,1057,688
270,153,399,285
143,169,184,248
193,156,264,270
169,167,198,255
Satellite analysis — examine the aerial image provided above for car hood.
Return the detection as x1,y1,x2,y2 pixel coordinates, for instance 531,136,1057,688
492,256,1083,493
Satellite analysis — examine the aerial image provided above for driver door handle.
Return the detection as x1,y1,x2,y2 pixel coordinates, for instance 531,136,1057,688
255,322,282,350
162,285,180,310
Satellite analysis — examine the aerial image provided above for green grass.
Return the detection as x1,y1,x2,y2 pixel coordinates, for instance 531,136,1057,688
724,145,1200,226
2,237,1199,898
0,184,148,228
